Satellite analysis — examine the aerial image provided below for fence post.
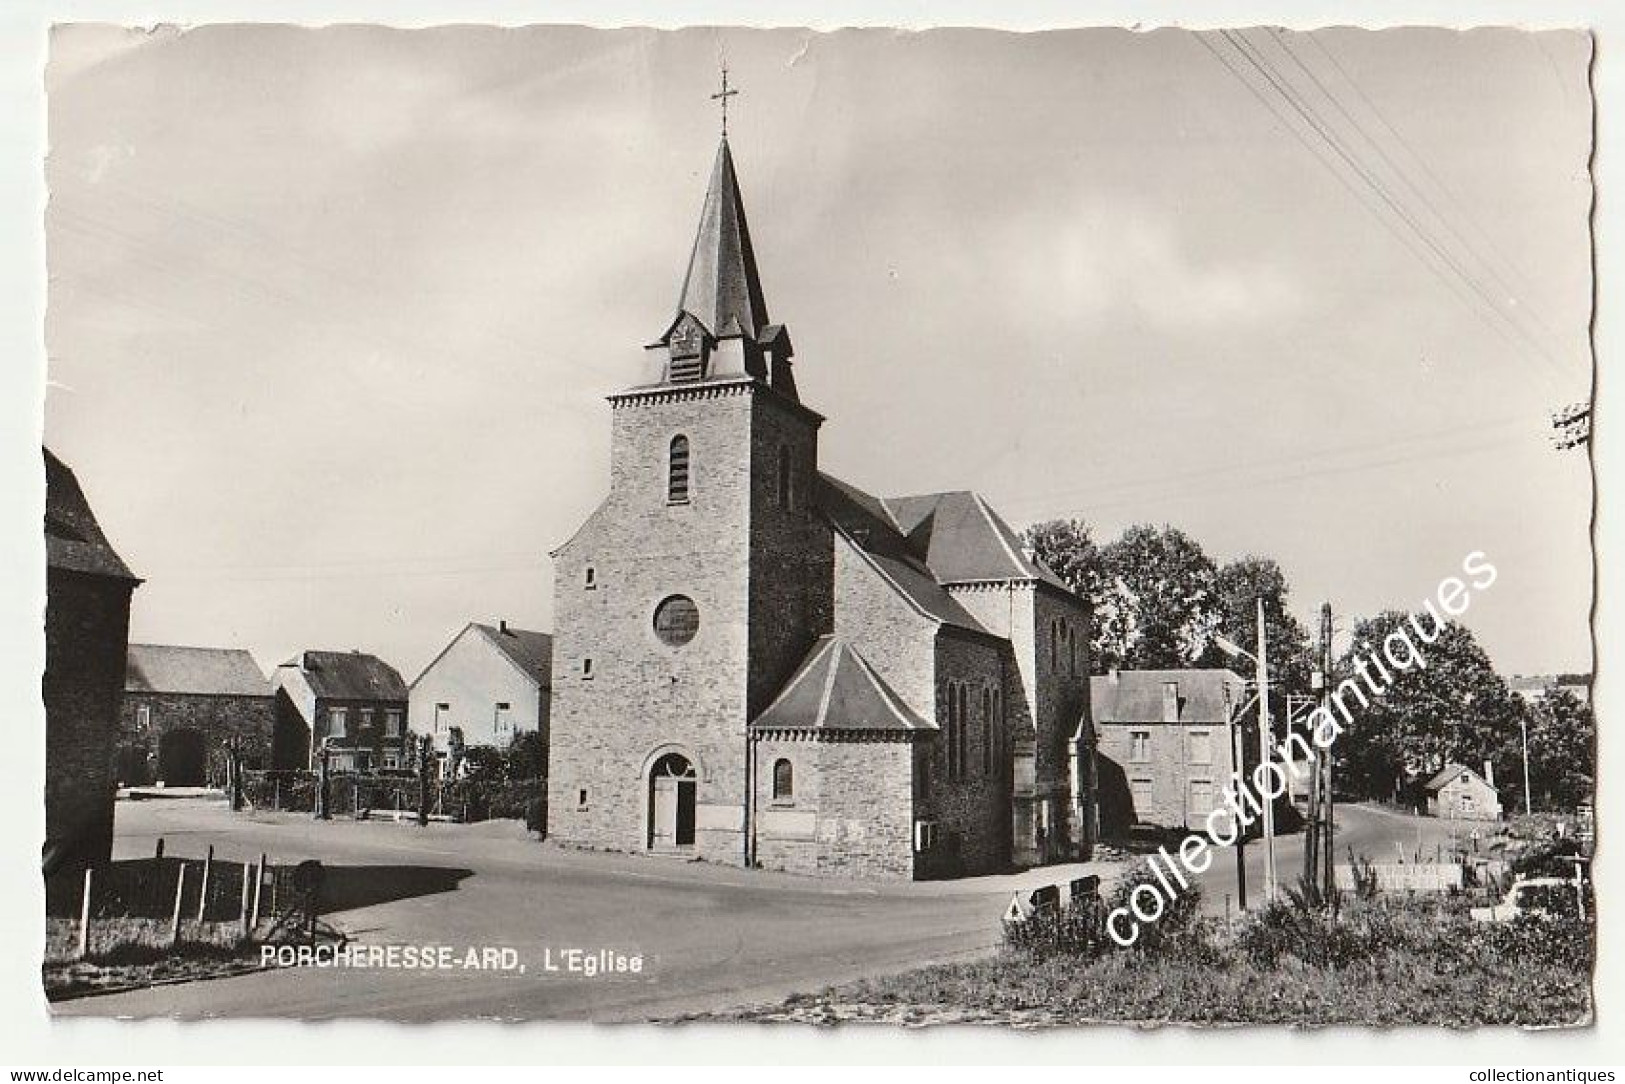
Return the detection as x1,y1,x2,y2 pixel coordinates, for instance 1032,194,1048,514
197,845,214,922
77,868,93,960
155,837,165,859
239,862,251,936
170,863,187,948
250,853,266,933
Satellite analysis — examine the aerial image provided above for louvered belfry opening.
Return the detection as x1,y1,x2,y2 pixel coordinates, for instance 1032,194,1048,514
667,435,691,503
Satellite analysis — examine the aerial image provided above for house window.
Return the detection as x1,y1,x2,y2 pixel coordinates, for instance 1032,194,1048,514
359,708,375,731
1130,777,1154,820
329,708,348,739
772,758,794,801
776,446,793,510
382,755,399,771
1130,730,1151,763
493,702,511,735
135,705,151,731
1188,729,1213,765
585,566,597,589
384,710,402,738
668,435,691,503
1162,682,1180,723
582,658,594,679
433,702,449,735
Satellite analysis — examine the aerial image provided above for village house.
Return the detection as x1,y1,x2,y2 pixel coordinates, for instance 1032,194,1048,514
409,621,552,761
270,650,410,773
119,644,274,787
1091,669,1246,834
1422,761,1503,821
546,136,1094,880
43,448,139,874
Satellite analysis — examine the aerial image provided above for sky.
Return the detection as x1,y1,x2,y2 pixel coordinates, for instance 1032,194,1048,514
43,24,1594,683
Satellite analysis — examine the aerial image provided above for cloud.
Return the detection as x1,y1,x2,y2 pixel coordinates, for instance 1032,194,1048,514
998,199,1306,334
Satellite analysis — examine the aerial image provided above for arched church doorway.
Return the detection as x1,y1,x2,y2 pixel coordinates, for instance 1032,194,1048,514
157,728,207,787
647,752,697,850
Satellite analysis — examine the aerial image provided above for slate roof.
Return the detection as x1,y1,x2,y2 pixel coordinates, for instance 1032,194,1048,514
126,644,269,697
283,650,408,702
669,138,771,343
1423,763,1496,793
473,623,553,688
882,490,1069,590
814,473,989,634
751,636,936,733
1090,669,1247,725
44,448,137,581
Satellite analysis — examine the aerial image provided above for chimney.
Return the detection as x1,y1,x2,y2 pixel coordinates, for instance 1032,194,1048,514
1483,760,1495,787
500,620,510,636
1108,668,1120,683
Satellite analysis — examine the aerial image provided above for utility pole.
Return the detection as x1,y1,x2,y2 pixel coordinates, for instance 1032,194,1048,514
1256,596,1276,903
1318,602,1337,910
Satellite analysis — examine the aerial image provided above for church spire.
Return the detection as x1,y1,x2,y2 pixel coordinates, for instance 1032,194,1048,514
651,112,795,395
676,138,771,344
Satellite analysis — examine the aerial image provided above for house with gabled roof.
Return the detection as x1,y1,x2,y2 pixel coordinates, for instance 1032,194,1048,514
1422,761,1502,822
44,448,140,873
1091,669,1247,833
120,644,273,786
546,137,1093,880
270,650,410,773
409,620,552,761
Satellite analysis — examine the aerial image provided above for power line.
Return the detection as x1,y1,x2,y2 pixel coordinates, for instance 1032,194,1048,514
1221,29,1569,382
1263,28,1570,362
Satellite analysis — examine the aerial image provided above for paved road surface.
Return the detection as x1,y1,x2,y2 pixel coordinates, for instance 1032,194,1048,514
54,797,1466,1020
55,799,1079,1022
1193,800,1475,915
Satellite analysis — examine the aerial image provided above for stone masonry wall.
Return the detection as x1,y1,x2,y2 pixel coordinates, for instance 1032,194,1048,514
549,381,829,866
118,692,275,785
747,392,834,717
44,569,134,873
915,629,1009,877
751,733,916,879
1095,720,1236,832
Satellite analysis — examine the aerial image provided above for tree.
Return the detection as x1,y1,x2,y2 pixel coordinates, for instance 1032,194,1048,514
1334,611,1522,802
1100,525,1218,669
1521,687,1594,811
1197,556,1315,735
504,730,546,780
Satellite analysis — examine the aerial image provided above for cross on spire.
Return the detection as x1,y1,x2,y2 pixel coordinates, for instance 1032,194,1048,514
711,65,739,137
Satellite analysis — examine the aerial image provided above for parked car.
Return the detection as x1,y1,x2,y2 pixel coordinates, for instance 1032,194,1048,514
1470,876,1584,923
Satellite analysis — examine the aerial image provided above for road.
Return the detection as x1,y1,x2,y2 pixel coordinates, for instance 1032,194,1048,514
1193,800,1476,915
54,797,1467,1020
55,798,1083,1022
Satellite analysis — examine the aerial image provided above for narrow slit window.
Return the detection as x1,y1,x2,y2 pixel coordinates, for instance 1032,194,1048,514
772,758,793,801
776,446,793,510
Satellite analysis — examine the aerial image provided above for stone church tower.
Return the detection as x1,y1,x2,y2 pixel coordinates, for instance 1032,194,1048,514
548,133,1095,878
548,138,835,864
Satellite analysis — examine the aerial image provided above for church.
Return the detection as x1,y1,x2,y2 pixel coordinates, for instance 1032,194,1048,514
546,132,1096,880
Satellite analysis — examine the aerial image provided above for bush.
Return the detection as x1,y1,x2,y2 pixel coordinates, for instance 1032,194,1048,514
239,769,543,824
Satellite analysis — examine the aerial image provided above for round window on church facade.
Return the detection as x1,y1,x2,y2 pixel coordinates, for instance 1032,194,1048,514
653,595,700,646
